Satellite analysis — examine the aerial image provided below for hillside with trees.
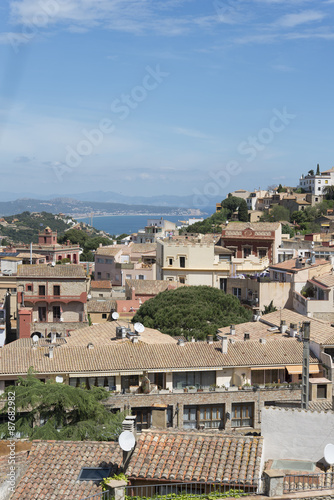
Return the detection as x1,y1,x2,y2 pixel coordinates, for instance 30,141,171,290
132,286,252,340
183,196,248,234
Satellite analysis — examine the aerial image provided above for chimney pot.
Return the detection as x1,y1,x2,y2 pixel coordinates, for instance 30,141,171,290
221,336,228,354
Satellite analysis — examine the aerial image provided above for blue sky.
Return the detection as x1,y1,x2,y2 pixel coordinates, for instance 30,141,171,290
0,0,334,205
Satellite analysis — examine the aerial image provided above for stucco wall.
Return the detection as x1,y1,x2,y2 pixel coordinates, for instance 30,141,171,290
262,407,334,462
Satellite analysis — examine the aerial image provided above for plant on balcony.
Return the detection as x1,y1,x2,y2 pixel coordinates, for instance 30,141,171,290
301,286,315,298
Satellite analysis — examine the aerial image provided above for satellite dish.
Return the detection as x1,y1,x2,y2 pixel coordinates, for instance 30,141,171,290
87,294,92,299
134,322,145,334
112,312,119,320
119,431,135,451
324,443,334,465
55,376,63,384
32,335,39,343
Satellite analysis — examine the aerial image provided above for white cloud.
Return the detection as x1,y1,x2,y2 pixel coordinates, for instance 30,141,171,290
277,10,326,28
173,127,213,140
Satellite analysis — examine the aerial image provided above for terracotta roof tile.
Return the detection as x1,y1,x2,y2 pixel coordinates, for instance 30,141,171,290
17,264,86,278
87,299,116,313
90,280,112,289
269,258,329,272
223,222,281,232
12,440,122,500
127,431,263,485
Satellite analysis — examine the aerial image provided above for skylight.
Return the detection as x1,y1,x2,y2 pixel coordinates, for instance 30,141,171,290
78,468,111,481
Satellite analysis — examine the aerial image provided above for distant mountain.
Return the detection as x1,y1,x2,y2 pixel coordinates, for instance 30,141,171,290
0,197,201,217
0,191,215,213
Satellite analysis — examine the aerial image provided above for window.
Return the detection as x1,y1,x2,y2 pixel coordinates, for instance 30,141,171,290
121,375,139,390
97,272,101,278
168,258,173,266
179,277,185,284
78,468,111,481
53,306,61,322
38,307,46,322
179,256,185,268
106,273,110,279
53,285,60,296
138,275,145,280
105,259,113,264
258,249,267,259
317,384,327,399
220,278,227,292
243,247,252,258
102,313,107,319
183,405,224,430
97,258,104,263
132,407,151,431
38,285,46,296
232,288,241,299
231,403,253,428
173,371,215,389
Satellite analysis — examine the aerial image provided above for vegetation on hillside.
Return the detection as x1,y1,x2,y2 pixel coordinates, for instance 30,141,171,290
183,196,248,234
58,228,112,261
0,372,124,441
132,286,252,340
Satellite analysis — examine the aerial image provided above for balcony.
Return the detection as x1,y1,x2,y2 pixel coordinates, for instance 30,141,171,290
24,292,87,304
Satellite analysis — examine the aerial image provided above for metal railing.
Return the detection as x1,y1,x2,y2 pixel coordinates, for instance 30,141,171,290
284,472,334,493
125,480,262,499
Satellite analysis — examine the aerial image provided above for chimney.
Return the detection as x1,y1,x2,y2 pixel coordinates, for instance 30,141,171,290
229,338,236,344
259,338,266,344
122,415,136,433
48,346,54,359
131,336,139,343
230,325,235,335
280,320,287,334
51,331,57,344
244,333,250,341
178,338,185,346
191,336,196,343
290,323,298,337
207,334,213,344
221,336,228,354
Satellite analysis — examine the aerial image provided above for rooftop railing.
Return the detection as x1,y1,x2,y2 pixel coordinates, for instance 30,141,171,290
284,472,334,493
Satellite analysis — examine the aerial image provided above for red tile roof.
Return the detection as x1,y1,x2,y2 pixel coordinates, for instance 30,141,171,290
127,431,263,484
12,440,122,500
90,280,112,289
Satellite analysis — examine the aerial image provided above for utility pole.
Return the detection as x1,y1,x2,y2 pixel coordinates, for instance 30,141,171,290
301,321,310,410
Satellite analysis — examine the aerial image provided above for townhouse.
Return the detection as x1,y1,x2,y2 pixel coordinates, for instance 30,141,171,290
0,310,330,432
16,264,90,338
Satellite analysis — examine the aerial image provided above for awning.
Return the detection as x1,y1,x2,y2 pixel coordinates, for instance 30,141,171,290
286,364,320,375
251,366,283,371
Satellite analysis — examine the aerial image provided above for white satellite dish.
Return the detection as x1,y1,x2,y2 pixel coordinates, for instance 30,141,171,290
134,322,145,334
324,443,334,465
119,431,135,451
55,376,64,384
32,335,39,343
87,294,92,300
112,312,119,320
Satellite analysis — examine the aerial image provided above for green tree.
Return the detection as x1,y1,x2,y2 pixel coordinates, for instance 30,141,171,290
237,200,249,222
262,300,277,315
308,169,314,176
0,372,124,441
132,286,252,340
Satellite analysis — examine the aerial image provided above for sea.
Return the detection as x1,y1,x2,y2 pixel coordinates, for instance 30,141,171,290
78,214,187,236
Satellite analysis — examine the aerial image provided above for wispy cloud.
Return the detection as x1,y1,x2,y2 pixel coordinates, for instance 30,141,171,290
277,10,326,28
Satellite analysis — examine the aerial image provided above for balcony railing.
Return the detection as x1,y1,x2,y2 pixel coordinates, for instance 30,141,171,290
284,472,334,493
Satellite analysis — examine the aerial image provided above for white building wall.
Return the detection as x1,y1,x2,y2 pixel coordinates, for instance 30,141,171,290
262,407,334,462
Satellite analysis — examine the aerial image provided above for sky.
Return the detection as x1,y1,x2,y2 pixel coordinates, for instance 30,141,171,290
0,0,334,206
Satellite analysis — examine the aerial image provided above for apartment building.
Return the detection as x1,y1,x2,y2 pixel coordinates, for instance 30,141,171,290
0,310,330,433
9,227,81,264
95,243,156,285
299,166,334,195
16,264,89,338
132,218,177,244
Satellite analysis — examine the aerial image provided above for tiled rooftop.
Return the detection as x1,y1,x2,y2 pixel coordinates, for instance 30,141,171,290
17,264,87,278
127,431,263,484
90,280,112,289
0,336,319,375
87,299,116,313
311,273,334,288
125,279,181,295
12,440,122,500
222,222,281,232
269,258,329,272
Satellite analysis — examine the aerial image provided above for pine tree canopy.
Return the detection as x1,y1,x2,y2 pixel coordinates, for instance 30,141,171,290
132,286,252,340
0,371,124,441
